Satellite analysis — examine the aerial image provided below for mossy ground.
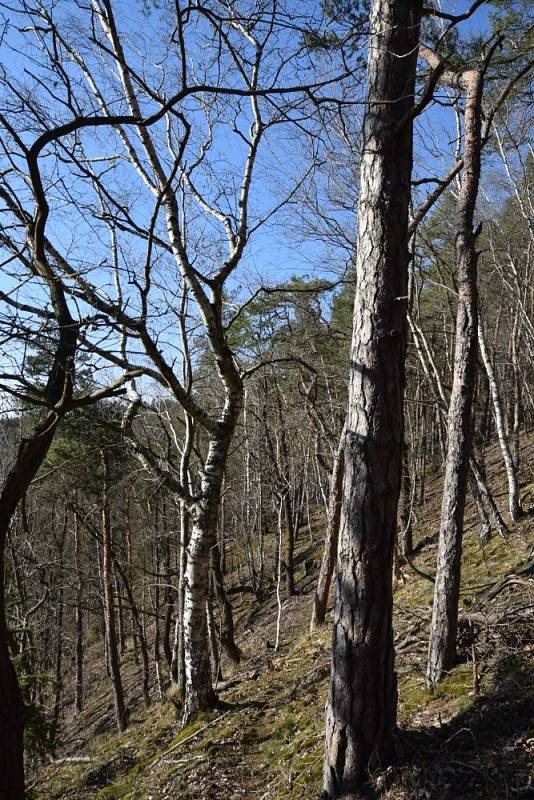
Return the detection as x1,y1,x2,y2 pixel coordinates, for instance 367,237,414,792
32,437,534,799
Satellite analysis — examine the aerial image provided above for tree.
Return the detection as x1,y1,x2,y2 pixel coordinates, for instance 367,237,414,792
322,0,423,794
426,37,505,688
0,0,351,729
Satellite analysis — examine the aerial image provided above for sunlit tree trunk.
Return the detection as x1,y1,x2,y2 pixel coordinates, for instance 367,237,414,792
323,0,422,794
427,64,484,687
182,386,243,722
478,319,523,521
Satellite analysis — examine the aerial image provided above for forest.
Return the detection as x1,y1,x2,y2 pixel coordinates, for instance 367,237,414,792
0,0,532,798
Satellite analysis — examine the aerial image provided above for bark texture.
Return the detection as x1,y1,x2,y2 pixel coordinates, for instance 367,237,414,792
182,382,243,722
427,66,484,687
323,1,422,794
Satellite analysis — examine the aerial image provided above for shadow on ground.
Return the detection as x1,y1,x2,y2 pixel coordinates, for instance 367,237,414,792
380,655,534,800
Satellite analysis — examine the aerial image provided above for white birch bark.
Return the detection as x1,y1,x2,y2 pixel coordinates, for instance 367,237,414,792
478,319,523,521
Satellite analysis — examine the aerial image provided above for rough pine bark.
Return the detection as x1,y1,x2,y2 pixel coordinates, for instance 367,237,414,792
427,65,484,687
323,1,422,794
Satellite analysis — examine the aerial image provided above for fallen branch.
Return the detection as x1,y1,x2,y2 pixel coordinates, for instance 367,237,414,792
150,710,231,766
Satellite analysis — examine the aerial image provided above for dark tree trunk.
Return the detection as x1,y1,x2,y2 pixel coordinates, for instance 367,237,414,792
125,503,139,666
0,285,77,798
211,544,241,665
101,450,128,731
162,531,174,672
117,561,151,708
323,0,422,795
51,584,64,744
399,440,413,556
0,542,26,800
74,507,84,716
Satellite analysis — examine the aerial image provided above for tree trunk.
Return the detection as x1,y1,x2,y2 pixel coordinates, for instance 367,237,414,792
0,518,26,799
74,507,84,716
182,507,219,720
427,66,484,688
399,439,413,556
0,301,77,799
478,319,522,521
117,561,151,708
323,1,421,794
173,501,189,691
162,533,174,673
153,544,163,700
182,389,242,722
125,502,139,666
310,424,345,632
51,583,64,744
211,544,241,665
101,450,128,731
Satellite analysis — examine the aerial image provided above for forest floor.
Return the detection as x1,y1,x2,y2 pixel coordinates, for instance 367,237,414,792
31,436,534,800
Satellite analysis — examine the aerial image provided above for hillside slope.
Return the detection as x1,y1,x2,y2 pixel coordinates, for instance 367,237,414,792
32,437,534,800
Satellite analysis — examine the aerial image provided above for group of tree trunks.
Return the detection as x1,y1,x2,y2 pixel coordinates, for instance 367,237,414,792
0,1,531,799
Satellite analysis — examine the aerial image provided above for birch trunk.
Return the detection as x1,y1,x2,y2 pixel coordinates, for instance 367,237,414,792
323,1,421,793
478,320,523,521
182,387,243,722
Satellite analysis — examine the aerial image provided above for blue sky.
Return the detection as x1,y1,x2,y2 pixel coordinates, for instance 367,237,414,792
0,0,528,400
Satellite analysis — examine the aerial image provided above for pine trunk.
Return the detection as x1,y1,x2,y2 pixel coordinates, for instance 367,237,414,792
427,67,484,687
323,1,421,794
